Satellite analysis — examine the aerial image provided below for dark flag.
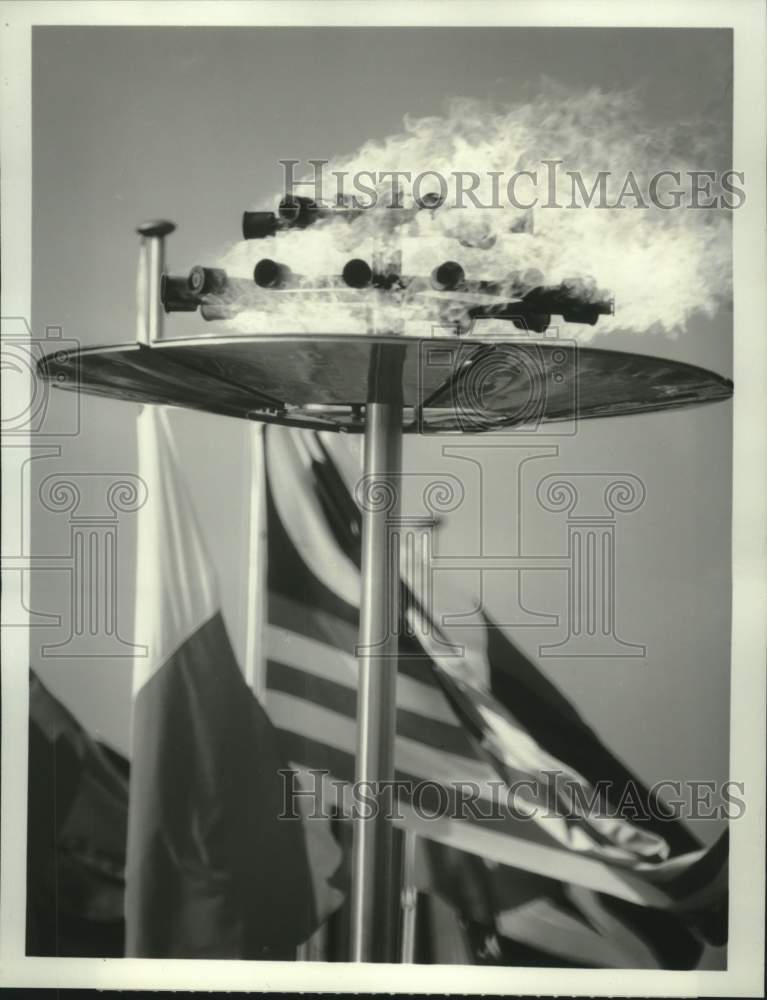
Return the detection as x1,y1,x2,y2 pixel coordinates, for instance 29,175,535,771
27,671,128,957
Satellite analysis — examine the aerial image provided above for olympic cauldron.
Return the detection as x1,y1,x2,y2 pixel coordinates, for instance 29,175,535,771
36,194,733,964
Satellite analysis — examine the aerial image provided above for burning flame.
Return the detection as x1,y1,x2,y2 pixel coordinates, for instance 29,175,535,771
216,88,732,340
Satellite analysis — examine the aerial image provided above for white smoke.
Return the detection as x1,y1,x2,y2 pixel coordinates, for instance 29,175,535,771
217,87,732,340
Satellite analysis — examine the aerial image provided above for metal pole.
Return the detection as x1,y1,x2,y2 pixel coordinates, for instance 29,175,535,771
400,829,419,963
136,220,175,345
350,344,406,963
244,424,268,700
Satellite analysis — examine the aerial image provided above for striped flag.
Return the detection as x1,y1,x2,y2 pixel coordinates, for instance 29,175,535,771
261,424,728,968
126,406,341,959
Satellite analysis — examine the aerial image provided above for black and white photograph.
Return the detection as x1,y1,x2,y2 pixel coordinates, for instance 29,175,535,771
1,1,765,995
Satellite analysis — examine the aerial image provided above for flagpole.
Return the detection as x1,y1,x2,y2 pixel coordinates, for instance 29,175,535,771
244,423,267,700
349,343,406,963
400,829,419,963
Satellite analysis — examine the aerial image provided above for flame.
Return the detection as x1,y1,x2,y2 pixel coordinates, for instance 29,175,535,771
217,87,732,340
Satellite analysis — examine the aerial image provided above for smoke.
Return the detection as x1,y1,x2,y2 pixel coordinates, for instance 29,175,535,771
217,87,732,340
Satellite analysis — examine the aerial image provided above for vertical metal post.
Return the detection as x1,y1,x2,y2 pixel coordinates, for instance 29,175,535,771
244,424,268,699
136,220,175,345
350,344,406,963
400,829,419,963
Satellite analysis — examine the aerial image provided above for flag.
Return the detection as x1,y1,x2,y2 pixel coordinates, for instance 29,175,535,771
125,405,340,959
410,615,727,966
26,670,128,957
261,423,728,968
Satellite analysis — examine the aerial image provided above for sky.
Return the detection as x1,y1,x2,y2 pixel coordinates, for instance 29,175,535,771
30,26,732,862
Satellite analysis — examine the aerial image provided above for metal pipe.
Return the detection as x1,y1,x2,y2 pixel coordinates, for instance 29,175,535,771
242,211,279,240
399,829,419,963
163,268,255,314
523,281,613,321
243,194,444,242
341,257,404,292
342,258,373,289
200,303,238,322
136,220,176,343
160,275,199,313
431,260,465,291
253,258,294,289
350,344,406,963
278,194,320,228
188,265,228,296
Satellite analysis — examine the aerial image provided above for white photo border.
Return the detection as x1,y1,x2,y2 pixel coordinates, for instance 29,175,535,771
1,1,764,995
